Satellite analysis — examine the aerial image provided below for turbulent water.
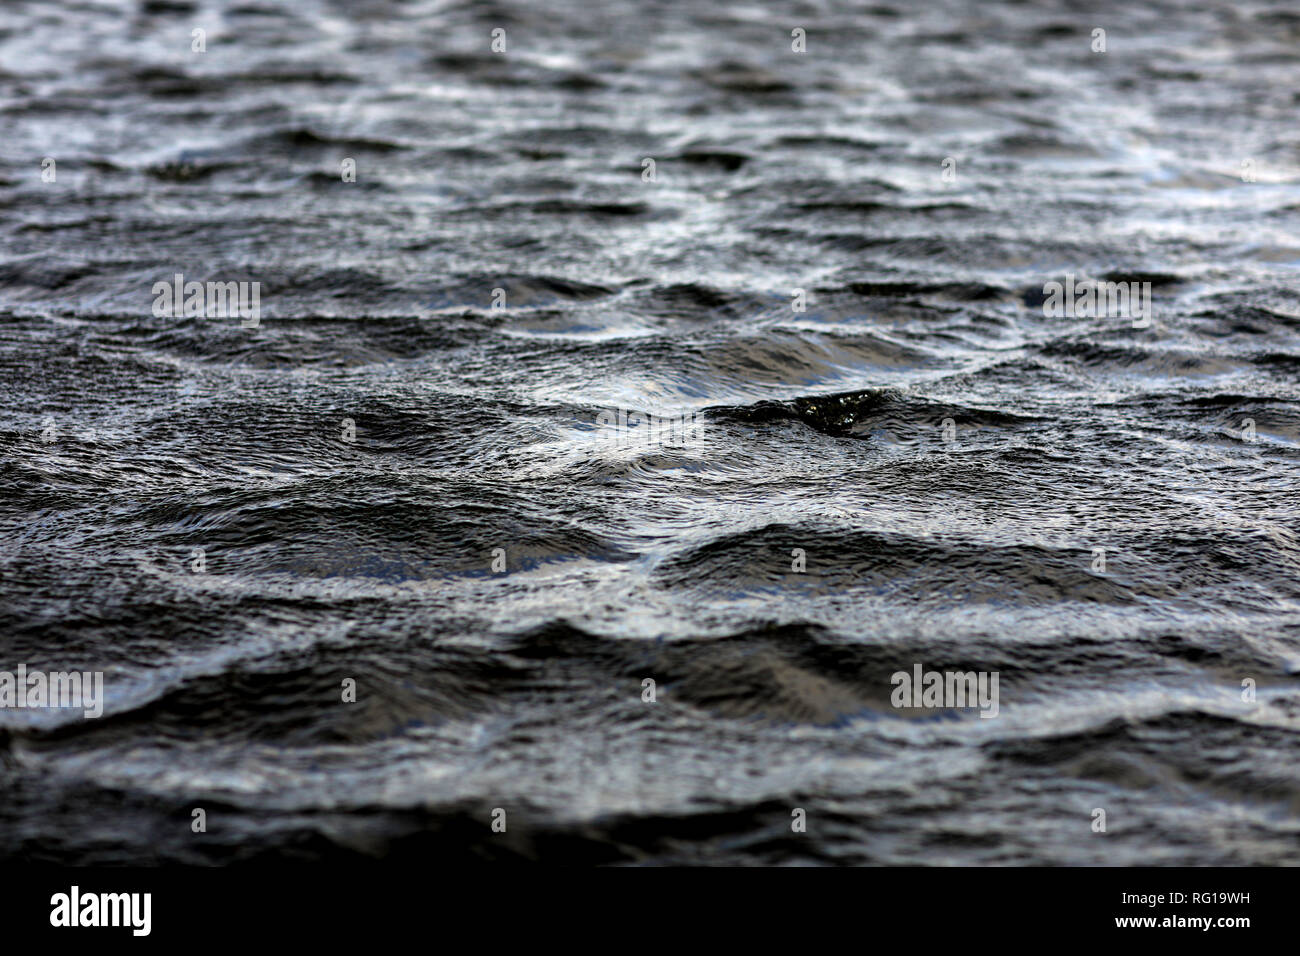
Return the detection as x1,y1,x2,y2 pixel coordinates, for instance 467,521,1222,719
2,0,1299,865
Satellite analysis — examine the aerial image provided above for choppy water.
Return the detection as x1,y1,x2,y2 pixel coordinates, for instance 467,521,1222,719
2,0,1300,865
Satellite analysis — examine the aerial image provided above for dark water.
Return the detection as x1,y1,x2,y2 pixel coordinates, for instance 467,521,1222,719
2,0,1300,865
